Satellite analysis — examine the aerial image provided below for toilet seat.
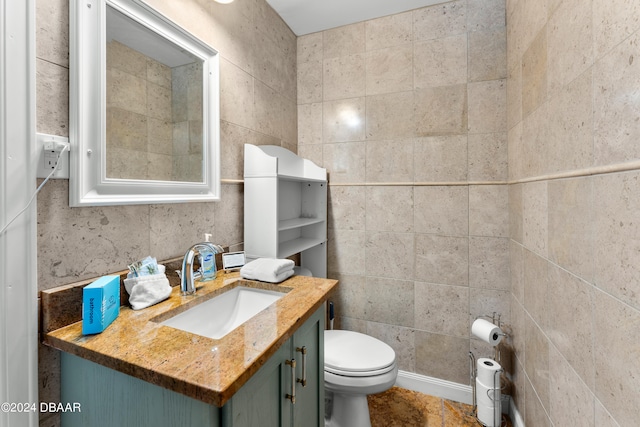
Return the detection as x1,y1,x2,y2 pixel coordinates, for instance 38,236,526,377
324,330,396,377
324,330,399,427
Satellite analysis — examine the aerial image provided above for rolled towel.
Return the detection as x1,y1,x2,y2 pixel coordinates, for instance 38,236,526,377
240,258,295,283
124,273,172,310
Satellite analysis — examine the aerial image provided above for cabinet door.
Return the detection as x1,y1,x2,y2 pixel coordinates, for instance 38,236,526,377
222,341,294,427
292,307,324,427
222,306,325,427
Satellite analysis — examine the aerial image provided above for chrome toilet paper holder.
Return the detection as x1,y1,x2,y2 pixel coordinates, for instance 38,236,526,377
473,312,508,362
468,312,508,427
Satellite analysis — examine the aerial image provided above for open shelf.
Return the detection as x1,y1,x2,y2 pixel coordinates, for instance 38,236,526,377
277,237,326,259
278,217,324,231
277,174,326,183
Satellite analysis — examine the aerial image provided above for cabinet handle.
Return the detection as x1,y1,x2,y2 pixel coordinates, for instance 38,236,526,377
285,359,296,404
296,346,307,387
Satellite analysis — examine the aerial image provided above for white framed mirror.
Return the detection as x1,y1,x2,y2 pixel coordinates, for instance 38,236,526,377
69,0,220,206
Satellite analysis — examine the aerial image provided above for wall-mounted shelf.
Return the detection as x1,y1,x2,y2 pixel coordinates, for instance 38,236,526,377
244,144,327,278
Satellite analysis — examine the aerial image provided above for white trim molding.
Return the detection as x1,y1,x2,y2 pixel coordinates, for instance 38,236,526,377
395,370,473,405
510,397,525,427
0,0,38,426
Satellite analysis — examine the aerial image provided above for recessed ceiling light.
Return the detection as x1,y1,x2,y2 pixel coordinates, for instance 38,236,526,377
214,0,234,4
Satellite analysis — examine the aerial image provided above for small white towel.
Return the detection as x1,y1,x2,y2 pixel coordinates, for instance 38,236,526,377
124,273,172,310
240,258,295,283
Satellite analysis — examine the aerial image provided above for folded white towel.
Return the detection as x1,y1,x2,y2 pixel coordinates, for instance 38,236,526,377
240,258,295,283
124,273,172,310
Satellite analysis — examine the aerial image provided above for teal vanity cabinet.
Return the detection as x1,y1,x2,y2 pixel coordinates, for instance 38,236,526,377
60,306,324,427
222,306,324,427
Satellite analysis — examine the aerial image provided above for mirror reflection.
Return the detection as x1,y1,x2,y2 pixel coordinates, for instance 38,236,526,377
106,5,203,182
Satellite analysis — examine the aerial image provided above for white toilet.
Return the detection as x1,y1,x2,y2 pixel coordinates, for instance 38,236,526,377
324,330,398,427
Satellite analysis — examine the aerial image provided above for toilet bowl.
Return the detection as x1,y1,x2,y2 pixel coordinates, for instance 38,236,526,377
324,330,398,427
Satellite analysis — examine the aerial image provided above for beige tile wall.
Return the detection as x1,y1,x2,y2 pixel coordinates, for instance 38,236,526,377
36,0,295,425
36,0,296,285
298,0,509,386
508,0,640,425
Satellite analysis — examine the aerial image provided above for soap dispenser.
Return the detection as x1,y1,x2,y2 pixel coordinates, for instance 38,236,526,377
200,233,217,281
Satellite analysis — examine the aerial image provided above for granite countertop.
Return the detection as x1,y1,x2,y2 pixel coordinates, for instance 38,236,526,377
43,272,338,407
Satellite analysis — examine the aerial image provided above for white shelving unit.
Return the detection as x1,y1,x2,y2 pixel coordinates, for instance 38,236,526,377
244,144,327,278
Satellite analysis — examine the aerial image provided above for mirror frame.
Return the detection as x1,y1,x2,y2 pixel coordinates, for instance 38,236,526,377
69,0,221,206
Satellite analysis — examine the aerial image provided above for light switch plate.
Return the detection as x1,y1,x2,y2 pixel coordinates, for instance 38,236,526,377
36,133,69,179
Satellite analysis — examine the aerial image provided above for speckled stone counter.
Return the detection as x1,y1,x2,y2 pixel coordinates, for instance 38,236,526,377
43,272,338,407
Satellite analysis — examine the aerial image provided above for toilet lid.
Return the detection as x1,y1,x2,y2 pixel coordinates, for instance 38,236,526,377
324,330,396,376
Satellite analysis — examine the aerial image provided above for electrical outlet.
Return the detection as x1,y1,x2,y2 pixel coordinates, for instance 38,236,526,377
44,151,59,169
36,133,69,179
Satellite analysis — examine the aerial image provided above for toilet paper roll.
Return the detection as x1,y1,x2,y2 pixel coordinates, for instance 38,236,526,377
477,404,501,427
472,318,504,346
476,377,501,407
476,358,502,387
476,389,501,427
476,376,501,427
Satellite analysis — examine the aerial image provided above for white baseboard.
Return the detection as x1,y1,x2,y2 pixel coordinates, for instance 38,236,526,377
509,397,525,427
395,370,473,405
395,370,525,426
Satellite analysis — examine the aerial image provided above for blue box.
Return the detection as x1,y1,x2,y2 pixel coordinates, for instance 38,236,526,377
82,275,120,335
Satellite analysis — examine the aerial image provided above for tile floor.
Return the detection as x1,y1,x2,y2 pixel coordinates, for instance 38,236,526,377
368,387,513,427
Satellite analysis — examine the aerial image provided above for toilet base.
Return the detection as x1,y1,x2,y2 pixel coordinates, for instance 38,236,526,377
324,390,372,427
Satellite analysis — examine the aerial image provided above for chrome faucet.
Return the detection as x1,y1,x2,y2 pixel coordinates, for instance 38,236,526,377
180,243,224,295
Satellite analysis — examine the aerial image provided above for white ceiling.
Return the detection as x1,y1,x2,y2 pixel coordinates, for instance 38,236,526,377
266,0,447,36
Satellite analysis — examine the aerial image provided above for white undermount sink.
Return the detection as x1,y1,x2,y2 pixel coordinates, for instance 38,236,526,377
160,286,286,339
